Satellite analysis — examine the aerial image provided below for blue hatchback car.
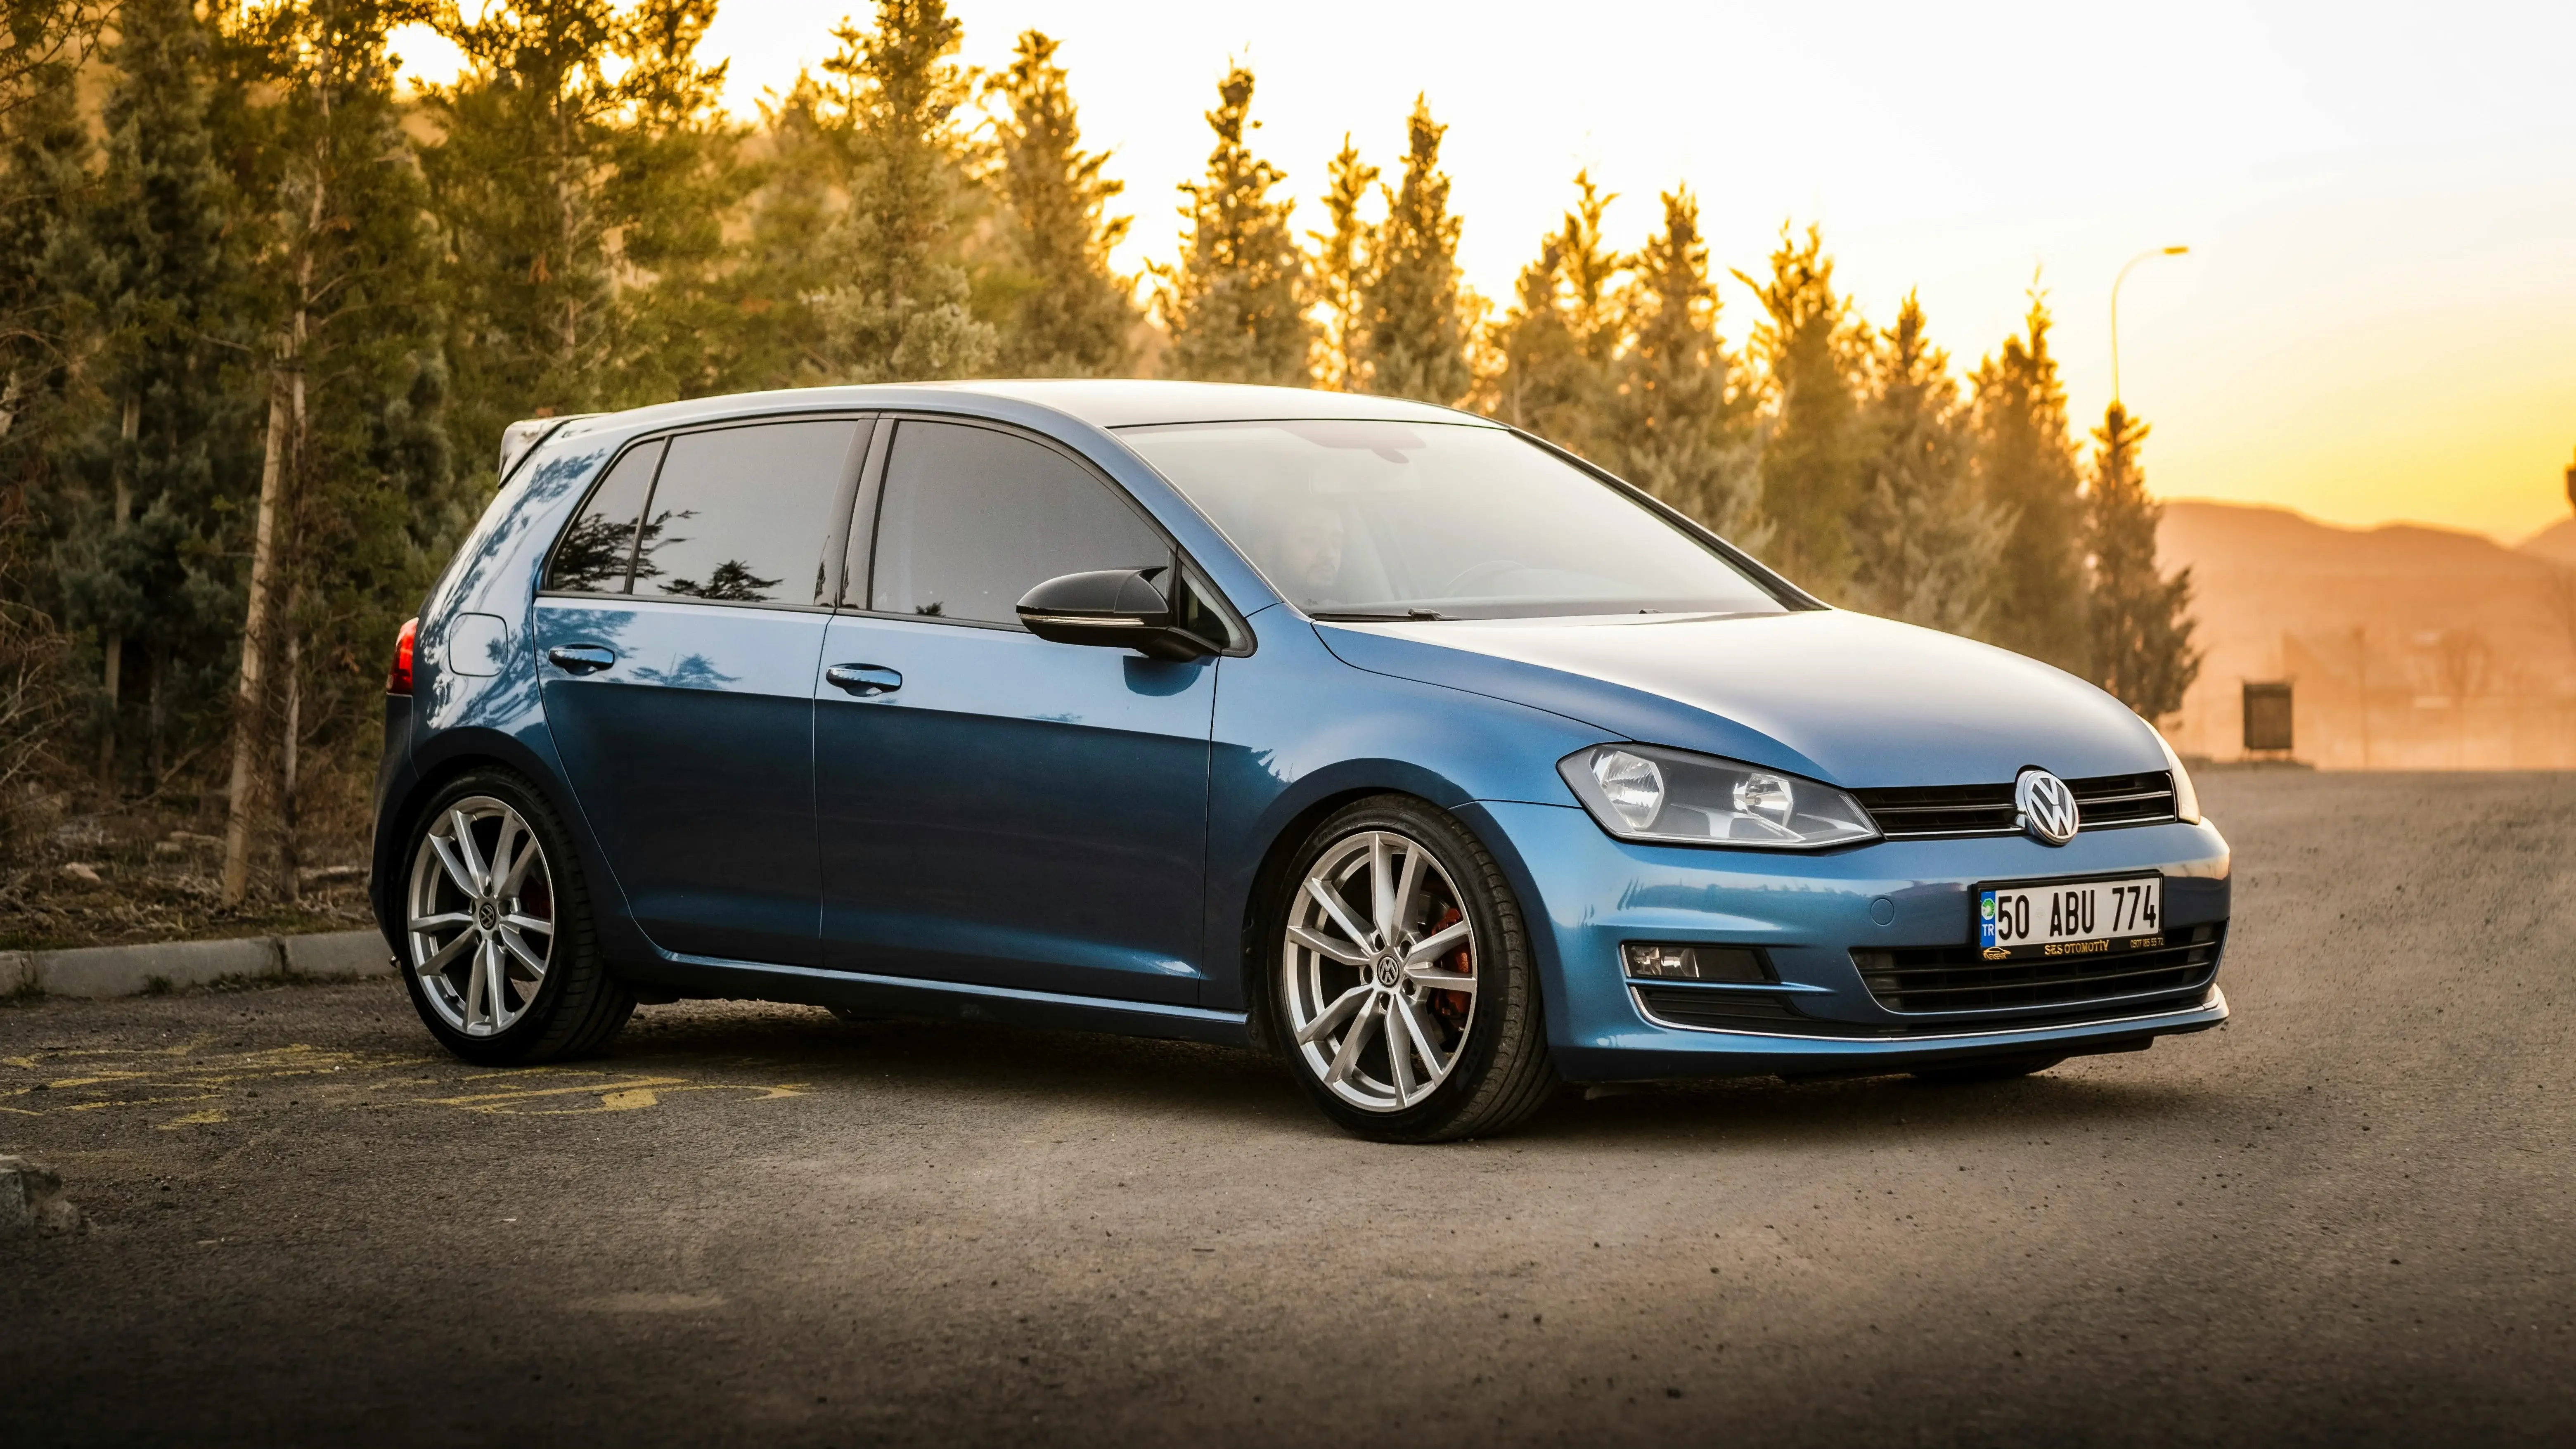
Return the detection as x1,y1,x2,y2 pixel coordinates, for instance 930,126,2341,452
373,380,2229,1141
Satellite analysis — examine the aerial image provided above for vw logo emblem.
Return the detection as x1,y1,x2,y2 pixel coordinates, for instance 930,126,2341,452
2014,768,2081,846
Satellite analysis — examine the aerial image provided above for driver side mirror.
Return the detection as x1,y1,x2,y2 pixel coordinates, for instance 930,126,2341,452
1016,567,1219,662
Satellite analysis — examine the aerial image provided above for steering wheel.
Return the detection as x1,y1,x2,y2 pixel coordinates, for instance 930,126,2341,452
1439,558,1527,596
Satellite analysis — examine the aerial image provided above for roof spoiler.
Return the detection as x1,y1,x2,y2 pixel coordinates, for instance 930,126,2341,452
497,414,601,486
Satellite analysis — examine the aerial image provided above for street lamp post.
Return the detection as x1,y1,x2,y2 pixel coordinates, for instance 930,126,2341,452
2111,245,2190,404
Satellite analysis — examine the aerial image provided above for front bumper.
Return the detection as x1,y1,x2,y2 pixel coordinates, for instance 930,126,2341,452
1470,800,2233,1082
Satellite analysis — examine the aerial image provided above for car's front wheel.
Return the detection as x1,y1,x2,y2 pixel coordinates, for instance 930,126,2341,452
1269,797,1557,1142
397,767,633,1065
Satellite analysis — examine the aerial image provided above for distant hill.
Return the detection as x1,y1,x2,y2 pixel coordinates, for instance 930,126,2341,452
2522,516,2576,568
2154,500,2576,767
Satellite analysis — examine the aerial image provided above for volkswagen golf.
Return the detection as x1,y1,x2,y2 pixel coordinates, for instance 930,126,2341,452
372,380,2229,1142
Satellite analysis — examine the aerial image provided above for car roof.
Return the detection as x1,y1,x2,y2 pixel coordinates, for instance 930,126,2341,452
569,379,1498,437
920,379,1494,430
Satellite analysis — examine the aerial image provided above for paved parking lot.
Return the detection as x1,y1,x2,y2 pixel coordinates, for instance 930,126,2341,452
5,769,2572,1447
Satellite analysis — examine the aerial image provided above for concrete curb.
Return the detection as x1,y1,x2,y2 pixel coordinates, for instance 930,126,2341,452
1,929,393,1000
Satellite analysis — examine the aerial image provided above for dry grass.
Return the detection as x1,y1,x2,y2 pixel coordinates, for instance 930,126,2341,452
0,769,376,952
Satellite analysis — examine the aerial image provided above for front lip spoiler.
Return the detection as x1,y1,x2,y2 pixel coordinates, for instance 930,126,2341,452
1631,985,2229,1045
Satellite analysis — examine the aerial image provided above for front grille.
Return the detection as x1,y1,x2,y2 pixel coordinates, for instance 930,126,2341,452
1852,921,2224,1014
1852,771,2178,840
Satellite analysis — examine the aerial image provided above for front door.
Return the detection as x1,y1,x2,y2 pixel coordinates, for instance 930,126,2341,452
535,417,870,967
814,418,1216,1004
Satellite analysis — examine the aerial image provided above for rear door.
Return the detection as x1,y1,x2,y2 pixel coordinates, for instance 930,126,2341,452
813,417,1219,1003
533,417,871,967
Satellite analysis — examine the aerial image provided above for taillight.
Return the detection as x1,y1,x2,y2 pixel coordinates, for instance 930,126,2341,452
388,617,418,695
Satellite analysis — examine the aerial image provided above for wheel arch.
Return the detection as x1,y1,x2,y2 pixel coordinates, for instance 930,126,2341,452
370,727,638,966
1230,771,1559,1057
1236,784,1398,1055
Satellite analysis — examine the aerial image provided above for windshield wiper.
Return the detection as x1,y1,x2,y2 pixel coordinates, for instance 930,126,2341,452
1309,608,1445,622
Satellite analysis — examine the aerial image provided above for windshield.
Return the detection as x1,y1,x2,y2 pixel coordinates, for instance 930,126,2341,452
1117,419,1786,620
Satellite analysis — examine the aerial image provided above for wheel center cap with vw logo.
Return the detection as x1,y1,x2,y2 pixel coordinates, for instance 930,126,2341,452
2014,768,2081,845
476,900,500,931
1375,956,1400,987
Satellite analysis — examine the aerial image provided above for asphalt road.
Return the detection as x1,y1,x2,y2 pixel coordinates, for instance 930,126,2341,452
5,769,2571,1447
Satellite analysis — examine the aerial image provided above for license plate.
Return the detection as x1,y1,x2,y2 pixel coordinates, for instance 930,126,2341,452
1977,876,2164,960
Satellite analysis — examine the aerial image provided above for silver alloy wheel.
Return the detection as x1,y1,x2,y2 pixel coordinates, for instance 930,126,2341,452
1281,829,1479,1112
405,796,555,1037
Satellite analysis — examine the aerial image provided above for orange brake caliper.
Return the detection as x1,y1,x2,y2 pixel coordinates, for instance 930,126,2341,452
1429,906,1472,1026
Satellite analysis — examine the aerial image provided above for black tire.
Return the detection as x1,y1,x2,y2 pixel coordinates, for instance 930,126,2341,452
1260,795,1557,1143
1912,1053,2067,1084
393,766,634,1066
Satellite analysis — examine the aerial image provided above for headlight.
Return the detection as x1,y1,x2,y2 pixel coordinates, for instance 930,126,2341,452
1558,744,1880,850
2152,728,2202,824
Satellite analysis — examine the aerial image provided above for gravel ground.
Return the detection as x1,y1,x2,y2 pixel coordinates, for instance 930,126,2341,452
4,769,2571,1447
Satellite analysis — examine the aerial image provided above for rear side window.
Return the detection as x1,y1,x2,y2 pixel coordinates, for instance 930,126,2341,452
867,420,1166,625
542,440,664,593
632,420,867,605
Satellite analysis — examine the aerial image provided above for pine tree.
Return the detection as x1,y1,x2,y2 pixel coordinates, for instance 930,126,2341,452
1489,172,1620,458
0,33,93,511
423,0,621,459
0,0,112,123
1351,97,1470,406
1307,136,1376,392
1154,64,1310,386
984,30,1136,378
1847,292,2005,635
421,0,742,476
1970,288,2088,671
0,16,97,831
607,0,757,403
56,0,259,793
1609,187,1764,544
1738,223,1866,598
811,0,994,383
727,73,842,388
2085,402,2199,718
218,0,456,901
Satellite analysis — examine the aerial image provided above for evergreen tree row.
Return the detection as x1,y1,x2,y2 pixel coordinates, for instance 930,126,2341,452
0,0,2197,893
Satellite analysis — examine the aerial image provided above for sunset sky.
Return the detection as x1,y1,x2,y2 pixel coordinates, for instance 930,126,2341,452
392,0,2576,544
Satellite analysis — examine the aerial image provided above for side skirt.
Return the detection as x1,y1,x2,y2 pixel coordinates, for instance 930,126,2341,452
620,953,1256,1050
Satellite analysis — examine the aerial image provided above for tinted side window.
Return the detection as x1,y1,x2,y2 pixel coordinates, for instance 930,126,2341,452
633,420,865,605
868,421,1166,625
543,440,664,593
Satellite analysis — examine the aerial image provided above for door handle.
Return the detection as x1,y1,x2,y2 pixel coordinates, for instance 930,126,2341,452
824,663,902,698
547,644,617,675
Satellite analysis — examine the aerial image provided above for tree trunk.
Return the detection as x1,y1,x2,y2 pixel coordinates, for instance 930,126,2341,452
97,393,138,793
145,646,163,782
279,616,302,904
220,366,291,904
96,633,119,788
229,52,330,904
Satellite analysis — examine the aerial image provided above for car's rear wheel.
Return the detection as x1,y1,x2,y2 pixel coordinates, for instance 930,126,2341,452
398,767,633,1065
1269,797,1556,1142
1912,1053,2067,1084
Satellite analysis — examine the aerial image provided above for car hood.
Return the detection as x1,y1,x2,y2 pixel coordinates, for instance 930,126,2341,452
1313,608,2167,788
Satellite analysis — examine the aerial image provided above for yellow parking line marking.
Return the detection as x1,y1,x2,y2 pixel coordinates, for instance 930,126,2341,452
424,1076,691,1112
